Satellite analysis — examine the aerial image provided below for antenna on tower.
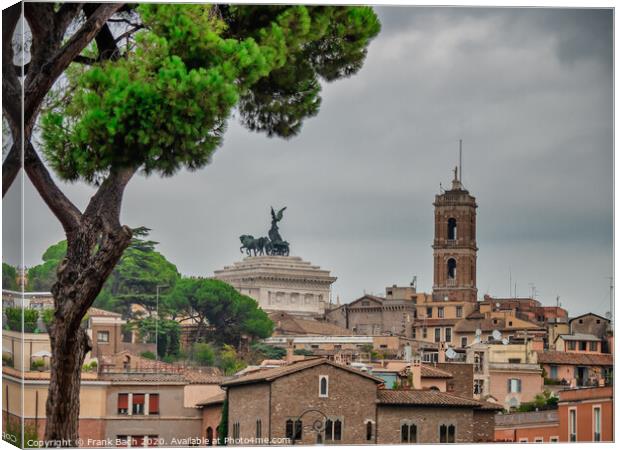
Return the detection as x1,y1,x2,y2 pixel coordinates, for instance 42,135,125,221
459,139,463,183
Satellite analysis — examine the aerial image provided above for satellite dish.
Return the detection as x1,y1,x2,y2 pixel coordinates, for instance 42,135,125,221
495,302,500,308
474,336,481,344
475,328,482,337
501,338,509,345
605,311,612,319
492,330,502,341
446,348,457,359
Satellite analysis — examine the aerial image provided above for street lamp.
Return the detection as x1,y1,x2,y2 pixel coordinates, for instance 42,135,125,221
155,284,169,361
290,409,328,445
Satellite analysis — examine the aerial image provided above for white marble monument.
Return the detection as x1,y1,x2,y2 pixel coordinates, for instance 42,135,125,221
213,256,337,317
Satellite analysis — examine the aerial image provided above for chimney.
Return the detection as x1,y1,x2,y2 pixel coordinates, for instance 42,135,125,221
285,338,294,363
438,342,446,363
412,356,422,389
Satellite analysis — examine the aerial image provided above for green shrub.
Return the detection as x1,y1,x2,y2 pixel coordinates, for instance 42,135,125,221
42,308,55,329
193,342,216,366
140,351,156,360
2,353,13,367
30,358,45,371
5,307,39,333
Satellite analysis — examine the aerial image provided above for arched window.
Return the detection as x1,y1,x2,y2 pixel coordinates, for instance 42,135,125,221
334,419,342,441
366,421,373,441
440,424,456,443
448,218,457,240
206,427,214,446
447,258,457,279
319,376,329,397
429,386,440,391
401,423,417,443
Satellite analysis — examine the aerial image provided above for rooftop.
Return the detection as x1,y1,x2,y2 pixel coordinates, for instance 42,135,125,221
495,410,558,428
536,350,612,366
557,333,601,342
221,357,383,387
377,389,501,410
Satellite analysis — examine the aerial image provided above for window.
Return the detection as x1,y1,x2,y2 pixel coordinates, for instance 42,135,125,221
116,435,128,447
519,438,529,443
589,341,598,351
567,341,576,351
534,438,543,443
593,406,601,441
438,307,445,318
206,427,214,446
460,336,467,348
117,393,128,415
448,218,457,240
508,358,521,364
256,419,262,439
319,376,329,397
365,421,374,441
445,327,452,342
434,328,441,343
401,423,417,443
97,331,110,343
569,409,577,442
550,365,558,379
422,328,428,339
473,379,484,395
456,306,463,318
426,307,432,318
550,437,559,442
286,420,302,440
439,424,456,443
132,394,145,415
324,419,342,441
149,394,159,415
508,378,521,393
447,259,457,279
233,422,240,440
412,328,416,339
579,341,587,351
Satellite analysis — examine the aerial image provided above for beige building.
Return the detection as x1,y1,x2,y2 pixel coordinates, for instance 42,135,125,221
213,256,336,317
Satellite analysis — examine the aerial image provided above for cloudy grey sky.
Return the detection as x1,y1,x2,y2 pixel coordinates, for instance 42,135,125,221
3,6,613,318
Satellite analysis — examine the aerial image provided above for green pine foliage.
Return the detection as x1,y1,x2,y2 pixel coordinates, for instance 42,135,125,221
41,5,380,183
2,263,18,290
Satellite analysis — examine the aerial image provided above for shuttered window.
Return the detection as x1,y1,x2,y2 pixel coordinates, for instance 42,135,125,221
149,394,159,415
117,394,128,415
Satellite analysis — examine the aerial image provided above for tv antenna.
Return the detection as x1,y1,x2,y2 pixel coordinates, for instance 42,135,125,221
446,348,457,360
492,330,502,341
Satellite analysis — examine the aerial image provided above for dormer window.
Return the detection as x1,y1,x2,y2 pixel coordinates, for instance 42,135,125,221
319,376,329,397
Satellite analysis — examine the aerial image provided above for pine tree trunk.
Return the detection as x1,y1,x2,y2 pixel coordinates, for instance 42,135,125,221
44,323,90,446
43,221,132,446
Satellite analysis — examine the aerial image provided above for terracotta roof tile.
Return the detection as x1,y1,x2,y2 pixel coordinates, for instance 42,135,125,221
196,392,226,407
221,357,384,387
377,389,501,409
421,365,453,379
536,351,612,366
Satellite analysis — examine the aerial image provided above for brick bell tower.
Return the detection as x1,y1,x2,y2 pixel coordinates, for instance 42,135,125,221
432,165,478,302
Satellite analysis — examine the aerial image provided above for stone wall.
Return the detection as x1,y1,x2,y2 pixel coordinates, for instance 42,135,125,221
227,382,271,444
269,364,378,445
376,405,474,444
435,362,474,398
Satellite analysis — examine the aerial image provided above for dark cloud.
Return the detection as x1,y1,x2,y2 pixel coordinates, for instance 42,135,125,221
2,6,612,318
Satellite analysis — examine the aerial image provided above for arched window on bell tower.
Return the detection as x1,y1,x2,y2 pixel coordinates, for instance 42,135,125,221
447,258,457,280
447,218,457,240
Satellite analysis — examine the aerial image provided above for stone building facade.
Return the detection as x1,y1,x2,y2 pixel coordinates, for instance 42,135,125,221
213,256,336,317
432,169,478,303
222,358,500,445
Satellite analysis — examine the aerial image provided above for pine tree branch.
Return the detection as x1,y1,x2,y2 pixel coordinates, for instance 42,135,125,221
23,141,83,233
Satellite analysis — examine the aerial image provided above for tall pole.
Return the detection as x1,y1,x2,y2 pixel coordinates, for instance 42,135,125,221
155,284,169,361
